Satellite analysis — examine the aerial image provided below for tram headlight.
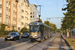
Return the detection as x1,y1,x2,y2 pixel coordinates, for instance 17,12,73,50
35,36,37,37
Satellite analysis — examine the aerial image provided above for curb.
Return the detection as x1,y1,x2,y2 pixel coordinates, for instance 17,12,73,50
61,35,74,50
1,40,30,50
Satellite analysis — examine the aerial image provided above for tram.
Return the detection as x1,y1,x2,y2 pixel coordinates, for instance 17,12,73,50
29,21,52,41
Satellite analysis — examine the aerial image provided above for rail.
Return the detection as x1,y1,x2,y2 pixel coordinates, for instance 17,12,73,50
45,36,56,50
45,33,64,50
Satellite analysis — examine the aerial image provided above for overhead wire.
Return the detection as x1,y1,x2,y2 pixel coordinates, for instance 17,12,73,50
35,0,65,20
35,0,49,18
57,0,58,17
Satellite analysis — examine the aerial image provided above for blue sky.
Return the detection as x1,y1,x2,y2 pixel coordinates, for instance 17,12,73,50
29,0,67,29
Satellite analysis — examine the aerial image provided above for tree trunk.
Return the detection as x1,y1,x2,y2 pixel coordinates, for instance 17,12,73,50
70,29,72,38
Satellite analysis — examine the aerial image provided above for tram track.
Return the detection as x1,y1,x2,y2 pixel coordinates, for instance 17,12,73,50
44,33,64,50
28,34,57,50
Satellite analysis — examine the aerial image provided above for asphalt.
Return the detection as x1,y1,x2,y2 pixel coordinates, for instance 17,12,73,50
0,34,56,50
0,38,29,49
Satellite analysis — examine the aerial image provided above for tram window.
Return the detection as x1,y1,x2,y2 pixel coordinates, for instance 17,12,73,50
30,25,39,32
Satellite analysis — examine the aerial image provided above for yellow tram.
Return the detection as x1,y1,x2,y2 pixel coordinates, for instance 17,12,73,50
29,22,52,41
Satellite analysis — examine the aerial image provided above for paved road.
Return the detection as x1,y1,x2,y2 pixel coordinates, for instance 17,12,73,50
1,34,57,50
0,38,29,49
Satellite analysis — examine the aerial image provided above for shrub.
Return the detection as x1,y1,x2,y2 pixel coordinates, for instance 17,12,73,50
21,27,29,33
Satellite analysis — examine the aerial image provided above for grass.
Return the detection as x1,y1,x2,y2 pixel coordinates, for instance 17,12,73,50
66,39,75,50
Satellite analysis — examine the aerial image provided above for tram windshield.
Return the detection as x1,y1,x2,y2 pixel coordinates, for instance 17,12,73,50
30,25,39,32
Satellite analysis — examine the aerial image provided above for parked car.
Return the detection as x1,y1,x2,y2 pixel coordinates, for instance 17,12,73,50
72,29,75,33
5,32,20,41
21,33,29,38
72,29,75,36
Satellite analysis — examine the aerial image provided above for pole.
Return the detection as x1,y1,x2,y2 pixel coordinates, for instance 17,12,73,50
36,5,42,21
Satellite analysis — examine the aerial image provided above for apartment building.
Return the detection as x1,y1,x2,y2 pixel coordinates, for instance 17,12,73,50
29,4,39,22
0,0,39,31
0,0,2,23
17,0,30,31
0,0,17,31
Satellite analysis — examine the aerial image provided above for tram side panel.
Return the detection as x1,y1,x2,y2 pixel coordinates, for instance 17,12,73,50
39,25,44,40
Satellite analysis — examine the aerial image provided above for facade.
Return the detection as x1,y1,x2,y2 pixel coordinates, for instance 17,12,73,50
29,4,39,22
0,0,17,31
0,0,2,23
17,0,30,31
0,0,39,32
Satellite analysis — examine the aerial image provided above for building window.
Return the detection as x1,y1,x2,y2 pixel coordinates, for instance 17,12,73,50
0,17,1,22
30,16,32,18
6,1,8,3
0,4,2,8
21,10,24,12
19,5,21,9
21,16,24,19
9,9,10,12
33,16,34,18
0,8,2,12
9,1,10,5
6,17,7,23
18,27,20,30
9,16,10,19
30,12,32,14
0,13,2,17
18,18,20,22
21,22,24,25
19,0,20,2
18,12,21,16
16,0,18,2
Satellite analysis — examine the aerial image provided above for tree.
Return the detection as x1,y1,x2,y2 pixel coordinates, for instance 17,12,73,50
20,27,28,33
39,19,42,22
62,0,75,38
0,24,5,31
62,0,75,30
44,21,57,31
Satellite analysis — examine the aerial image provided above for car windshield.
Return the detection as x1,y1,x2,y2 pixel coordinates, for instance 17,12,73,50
24,33,29,35
30,25,39,32
9,33,16,35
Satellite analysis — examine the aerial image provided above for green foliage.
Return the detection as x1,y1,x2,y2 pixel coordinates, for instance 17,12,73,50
0,24,5,31
39,19,42,22
0,31,10,35
62,0,75,30
44,21,57,31
20,27,28,33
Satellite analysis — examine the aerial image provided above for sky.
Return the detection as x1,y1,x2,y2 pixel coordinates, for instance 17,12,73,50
29,0,67,29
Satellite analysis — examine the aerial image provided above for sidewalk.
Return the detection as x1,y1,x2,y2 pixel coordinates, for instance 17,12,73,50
62,35,75,39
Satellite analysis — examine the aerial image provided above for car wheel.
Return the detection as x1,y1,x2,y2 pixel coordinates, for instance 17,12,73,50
5,39,7,41
13,38,16,41
18,37,20,40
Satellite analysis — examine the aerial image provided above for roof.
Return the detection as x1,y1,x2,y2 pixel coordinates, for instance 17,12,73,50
29,21,52,29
